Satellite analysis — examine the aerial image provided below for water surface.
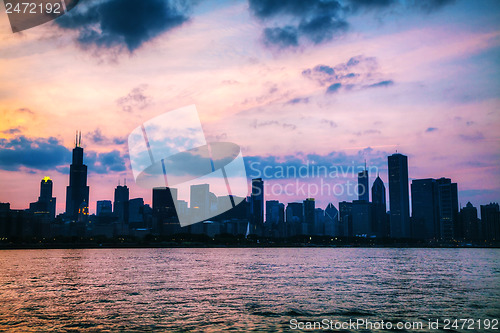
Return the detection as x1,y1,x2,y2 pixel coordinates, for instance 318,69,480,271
0,248,498,332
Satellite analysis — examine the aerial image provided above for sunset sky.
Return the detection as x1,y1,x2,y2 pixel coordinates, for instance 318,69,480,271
0,0,499,214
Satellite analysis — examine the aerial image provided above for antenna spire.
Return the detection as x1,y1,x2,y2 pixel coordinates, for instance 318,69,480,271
78,131,81,147
124,178,126,186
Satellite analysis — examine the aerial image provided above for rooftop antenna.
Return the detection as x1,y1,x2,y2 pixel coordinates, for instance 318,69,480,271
78,131,81,147
124,178,126,186
118,179,120,186
75,131,78,147
364,159,367,171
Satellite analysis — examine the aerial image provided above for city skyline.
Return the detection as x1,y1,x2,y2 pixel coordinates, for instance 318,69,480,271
6,139,498,221
1,0,499,214
1,128,498,243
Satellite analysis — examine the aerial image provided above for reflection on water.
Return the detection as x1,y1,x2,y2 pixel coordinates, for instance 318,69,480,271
0,248,499,332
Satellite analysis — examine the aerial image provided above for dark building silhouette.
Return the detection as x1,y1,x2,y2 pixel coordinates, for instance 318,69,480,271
371,175,388,237
250,178,264,235
459,202,480,241
152,187,179,235
411,178,440,240
265,200,285,237
480,203,500,242
436,177,458,240
96,200,112,216
303,198,315,235
128,198,145,228
65,132,89,220
314,207,325,236
30,176,56,221
286,202,303,236
324,203,338,236
358,165,369,202
352,200,372,236
388,153,410,238
266,200,282,224
114,183,129,226
339,201,353,237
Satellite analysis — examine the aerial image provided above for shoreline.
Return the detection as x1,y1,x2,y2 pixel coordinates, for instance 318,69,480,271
1,243,499,250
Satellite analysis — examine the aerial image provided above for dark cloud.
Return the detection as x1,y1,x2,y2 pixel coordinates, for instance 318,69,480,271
286,97,310,104
0,136,71,171
298,15,348,44
426,127,438,132
302,56,377,86
0,135,127,174
249,0,344,19
408,0,455,13
1,127,22,135
116,85,152,112
302,55,394,95
86,150,127,174
326,82,342,94
56,0,191,52
250,0,455,49
86,128,126,146
348,0,397,11
250,0,347,49
263,26,298,48
364,80,394,88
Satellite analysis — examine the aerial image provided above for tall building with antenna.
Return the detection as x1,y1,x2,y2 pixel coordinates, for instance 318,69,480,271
65,131,89,220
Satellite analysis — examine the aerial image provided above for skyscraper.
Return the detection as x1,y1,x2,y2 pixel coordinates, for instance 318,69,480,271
339,201,353,237
114,183,129,226
357,165,369,202
436,177,458,240
459,202,480,241
30,176,56,220
65,131,89,220
152,187,178,235
351,200,372,236
324,203,338,236
371,175,388,237
286,202,303,236
411,178,439,240
388,153,410,238
265,200,285,237
480,202,499,242
250,178,264,235
303,198,315,235
96,200,112,216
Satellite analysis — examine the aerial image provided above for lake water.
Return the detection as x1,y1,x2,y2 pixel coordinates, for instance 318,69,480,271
0,248,499,332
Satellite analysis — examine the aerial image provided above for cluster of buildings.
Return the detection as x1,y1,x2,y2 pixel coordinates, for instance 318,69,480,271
0,135,499,243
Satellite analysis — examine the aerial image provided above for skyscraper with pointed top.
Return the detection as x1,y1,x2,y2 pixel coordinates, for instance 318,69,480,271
371,173,388,237
65,131,89,220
